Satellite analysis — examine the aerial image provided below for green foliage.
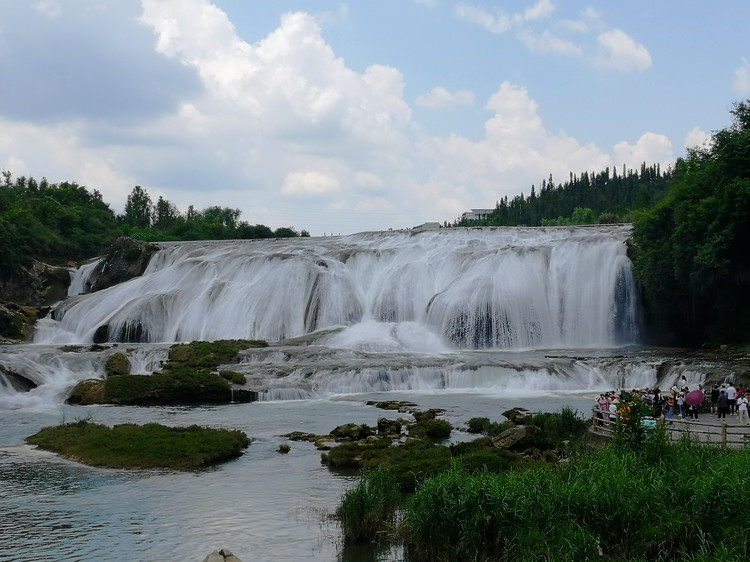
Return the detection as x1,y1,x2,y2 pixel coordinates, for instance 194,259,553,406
219,370,246,385
337,467,402,543
632,100,750,344
408,419,452,440
344,440,750,561
0,174,309,272
0,177,119,269
26,420,249,470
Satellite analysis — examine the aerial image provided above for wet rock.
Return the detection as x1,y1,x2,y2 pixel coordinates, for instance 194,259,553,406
87,237,158,292
377,417,405,437
502,407,531,424
492,425,541,449
0,301,41,341
412,408,445,422
202,549,241,562
367,400,418,412
330,423,375,441
0,259,70,306
0,365,38,392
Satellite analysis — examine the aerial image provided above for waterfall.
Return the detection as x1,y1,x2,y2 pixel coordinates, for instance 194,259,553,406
34,225,640,349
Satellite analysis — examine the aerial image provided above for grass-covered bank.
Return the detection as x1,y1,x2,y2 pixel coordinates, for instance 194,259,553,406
26,420,250,470
336,412,750,561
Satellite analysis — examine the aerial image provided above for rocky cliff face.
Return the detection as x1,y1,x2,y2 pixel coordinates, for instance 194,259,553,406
87,237,158,293
0,260,70,307
0,237,158,341
0,261,71,342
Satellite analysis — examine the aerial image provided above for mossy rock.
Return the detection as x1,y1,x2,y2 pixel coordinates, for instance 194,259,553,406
167,340,267,371
330,423,376,441
367,400,418,412
104,352,130,376
412,408,445,422
0,302,39,341
67,379,106,405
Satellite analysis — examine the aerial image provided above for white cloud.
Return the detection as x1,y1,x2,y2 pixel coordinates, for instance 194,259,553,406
416,87,475,110
733,59,750,95
684,127,712,151
281,171,341,196
455,4,511,34
613,132,673,171
518,29,583,57
33,1,62,18
0,1,684,234
455,0,554,34
413,82,614,217
523,0,556,21
595,29,652,72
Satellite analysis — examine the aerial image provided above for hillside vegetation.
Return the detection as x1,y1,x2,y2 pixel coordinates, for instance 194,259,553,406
0,177,307,272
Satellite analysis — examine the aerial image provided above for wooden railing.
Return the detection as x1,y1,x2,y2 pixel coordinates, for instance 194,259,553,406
591,407,750,448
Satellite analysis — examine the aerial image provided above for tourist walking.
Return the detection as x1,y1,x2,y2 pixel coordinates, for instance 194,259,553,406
710,385,720,414
726,383,737,414
717,390,730,419
738,395,749,425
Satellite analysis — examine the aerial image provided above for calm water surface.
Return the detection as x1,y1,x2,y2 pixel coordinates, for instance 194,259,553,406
0,392,593,561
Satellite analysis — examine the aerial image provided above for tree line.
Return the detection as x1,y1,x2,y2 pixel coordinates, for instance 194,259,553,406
452,162,673,228
0,177,308,271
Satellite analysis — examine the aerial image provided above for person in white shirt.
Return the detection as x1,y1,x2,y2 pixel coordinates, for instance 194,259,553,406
737,395,749,425
726,384,737,414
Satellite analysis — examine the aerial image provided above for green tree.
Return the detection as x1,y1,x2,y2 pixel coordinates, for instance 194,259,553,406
124,186,152,228
153,196,180,231
632,100,750,344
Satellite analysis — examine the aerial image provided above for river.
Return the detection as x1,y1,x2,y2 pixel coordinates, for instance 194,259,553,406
0,226,734,560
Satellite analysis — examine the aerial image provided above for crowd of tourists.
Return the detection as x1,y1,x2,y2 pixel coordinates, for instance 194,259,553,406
593,377,750,426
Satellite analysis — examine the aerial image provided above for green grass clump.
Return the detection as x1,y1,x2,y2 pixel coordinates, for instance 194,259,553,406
355,441,750,561
408,419,452,441
466,416,513,436
26,420,249,470
337,468,402,543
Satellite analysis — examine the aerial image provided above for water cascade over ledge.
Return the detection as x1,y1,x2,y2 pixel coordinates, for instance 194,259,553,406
34,225,640,350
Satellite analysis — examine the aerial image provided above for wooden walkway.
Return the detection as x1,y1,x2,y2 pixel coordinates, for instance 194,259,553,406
590,408,750,448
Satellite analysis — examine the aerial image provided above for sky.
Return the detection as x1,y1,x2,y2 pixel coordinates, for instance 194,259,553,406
1,1,748,235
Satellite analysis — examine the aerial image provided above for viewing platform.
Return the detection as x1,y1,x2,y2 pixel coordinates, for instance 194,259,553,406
591,408,750,448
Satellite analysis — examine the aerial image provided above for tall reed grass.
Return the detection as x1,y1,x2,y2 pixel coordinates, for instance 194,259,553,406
404,441,750,561
338,433,750,560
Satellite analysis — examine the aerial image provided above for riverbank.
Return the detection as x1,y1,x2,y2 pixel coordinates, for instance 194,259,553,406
335,404,750,561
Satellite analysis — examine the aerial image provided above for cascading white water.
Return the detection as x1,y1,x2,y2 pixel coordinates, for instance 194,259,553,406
33,225,640,349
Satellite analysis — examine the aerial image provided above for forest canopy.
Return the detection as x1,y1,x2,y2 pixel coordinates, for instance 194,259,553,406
0,177,308,270
631,101,750,345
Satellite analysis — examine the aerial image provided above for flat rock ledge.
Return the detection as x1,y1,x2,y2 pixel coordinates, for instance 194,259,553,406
202,549,241,562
